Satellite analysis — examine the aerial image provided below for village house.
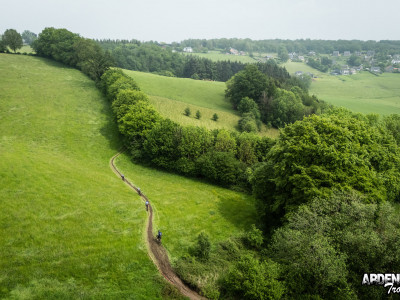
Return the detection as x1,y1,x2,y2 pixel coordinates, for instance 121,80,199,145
332,51,340,57
371,66,381,73
229,47,239,55
344,51,351,56
183,47,193,53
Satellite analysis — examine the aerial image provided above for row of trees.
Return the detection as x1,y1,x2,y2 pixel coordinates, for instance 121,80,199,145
100,69,274,188
96,39,293,82
32,28,113,81
180,38,400,56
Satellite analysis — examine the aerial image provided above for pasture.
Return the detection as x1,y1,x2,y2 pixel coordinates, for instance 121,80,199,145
124,70,279,137
0,54,172,299
184,50,257,63
310,72,400,115
0,54,258,298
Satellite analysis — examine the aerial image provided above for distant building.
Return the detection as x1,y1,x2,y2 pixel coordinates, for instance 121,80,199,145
333,51,340,57
308,51,316,56
295,71,303,76
229,47,239,55
371,66,381,73
355,51,362,56
183,47,193,53
367,50,375,57
344,51,351,56
298,56,305,61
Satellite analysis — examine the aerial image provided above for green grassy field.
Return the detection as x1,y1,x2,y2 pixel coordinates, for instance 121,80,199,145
310,72,400,115
184,51,257,63
0,54,258,298
124,70,279,137
0,54,173,299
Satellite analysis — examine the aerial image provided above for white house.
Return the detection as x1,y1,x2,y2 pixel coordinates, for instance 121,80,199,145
183,47,193,53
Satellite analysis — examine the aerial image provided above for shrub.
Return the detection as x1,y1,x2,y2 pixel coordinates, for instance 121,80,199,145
212,113,219,121
184,107,191,116
193,233,211,261
196,110,202,119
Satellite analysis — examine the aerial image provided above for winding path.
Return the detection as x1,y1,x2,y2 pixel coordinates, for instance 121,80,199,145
110,152,205,300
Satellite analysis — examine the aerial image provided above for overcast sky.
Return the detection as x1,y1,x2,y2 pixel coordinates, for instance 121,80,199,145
1,0,399,42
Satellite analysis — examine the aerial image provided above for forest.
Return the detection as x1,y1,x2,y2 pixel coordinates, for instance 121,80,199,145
6,27,400,299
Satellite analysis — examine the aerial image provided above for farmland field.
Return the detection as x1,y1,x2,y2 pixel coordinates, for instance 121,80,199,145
124,70,280,137
184,50,257,63
0,54,258,298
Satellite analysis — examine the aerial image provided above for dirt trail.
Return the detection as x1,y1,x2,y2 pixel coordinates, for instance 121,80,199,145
110,152,206,300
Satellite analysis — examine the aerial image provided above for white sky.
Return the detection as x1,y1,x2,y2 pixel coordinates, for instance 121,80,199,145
1,0,399,42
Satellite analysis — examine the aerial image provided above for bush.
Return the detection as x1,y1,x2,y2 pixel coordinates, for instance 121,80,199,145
212,113,219,121
193,233,211,261
184,107,191,116
244,224,263,249
222,254,285,300
196,110,202,119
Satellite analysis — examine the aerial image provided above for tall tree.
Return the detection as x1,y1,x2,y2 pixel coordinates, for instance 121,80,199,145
2,29,23,53
21,30,37,45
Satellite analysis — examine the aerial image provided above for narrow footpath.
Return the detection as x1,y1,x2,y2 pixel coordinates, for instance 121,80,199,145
110,152,206,300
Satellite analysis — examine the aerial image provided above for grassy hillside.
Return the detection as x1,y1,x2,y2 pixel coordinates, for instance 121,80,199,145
124,70,279,137
310,72,400,115
0,54,258,298
0,54,171,299
184,51,257,63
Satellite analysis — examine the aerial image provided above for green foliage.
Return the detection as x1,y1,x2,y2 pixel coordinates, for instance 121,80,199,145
236,133,258,165
238,114,258,133
214,129,237,154
347,54,362,66
222,254,285,300
195,110,202,119
196,151,242,186
238,97,259,117
193,233,211,261
184,107,191,116
244,224,263,249
112,89,149,120
270,191,400,299
212,113,219,121
107,76,140,102
225,64,268,108
21,30,37,45
265,88,305,127
383,114,400,145
2,29,23,53
252,114,400,227
118,101,162,144
277,45,289,62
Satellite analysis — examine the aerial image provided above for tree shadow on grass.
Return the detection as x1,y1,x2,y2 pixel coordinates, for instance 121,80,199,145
215,191,257,230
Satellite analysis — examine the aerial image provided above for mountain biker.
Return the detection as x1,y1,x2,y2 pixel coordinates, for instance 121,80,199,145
137,188,141,195
145,200,149,211
157,230,162,242
121,174,125,181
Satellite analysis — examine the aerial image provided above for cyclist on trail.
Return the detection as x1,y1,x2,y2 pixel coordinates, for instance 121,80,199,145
145,200,149,211
157,230,162,242
137,188,141,196
121,174,125,181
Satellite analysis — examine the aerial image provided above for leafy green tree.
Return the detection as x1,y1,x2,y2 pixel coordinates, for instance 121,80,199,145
195,110,201,119
178,126,213,160
347,54,362,66
214,129,237,154
277,45,289,62
251,114,400,228
107,76,140,101
2,29,23,53
118,101,161,144
238,114,258,133
21,30,37,45
223,254,285,300
184,107,191,116
142,118,182,169
269,191,400,299
112,89,149,120
73,38,113,81
193,232,211,261
212,113,219,121
267,89,304,127
383,114,400,145
0,38,6,52
237,97,260,120
236,133,258,165
225,64,268,108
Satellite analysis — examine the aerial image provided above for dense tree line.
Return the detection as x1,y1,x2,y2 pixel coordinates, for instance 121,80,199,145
32,28,113,81
181,38,400,55
96,39,294,82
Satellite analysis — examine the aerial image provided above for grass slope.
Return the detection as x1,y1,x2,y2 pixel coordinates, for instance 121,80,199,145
0,54,258,298
184,51,257,63
310,72,400,115
124,70,279,137
0,54,172,299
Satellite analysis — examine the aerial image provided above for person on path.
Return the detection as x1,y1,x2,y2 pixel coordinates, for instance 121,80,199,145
145,200,149,211
121,174,125,181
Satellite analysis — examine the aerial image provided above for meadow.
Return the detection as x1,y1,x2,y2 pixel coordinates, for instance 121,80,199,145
283,61,400,115
184,50,257,63
0,54,257,298
124,70,280,137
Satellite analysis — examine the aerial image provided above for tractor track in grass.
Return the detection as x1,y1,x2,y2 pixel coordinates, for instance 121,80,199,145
110,151,205,300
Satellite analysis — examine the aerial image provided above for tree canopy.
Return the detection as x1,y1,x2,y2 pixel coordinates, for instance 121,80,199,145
2,29,23,53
